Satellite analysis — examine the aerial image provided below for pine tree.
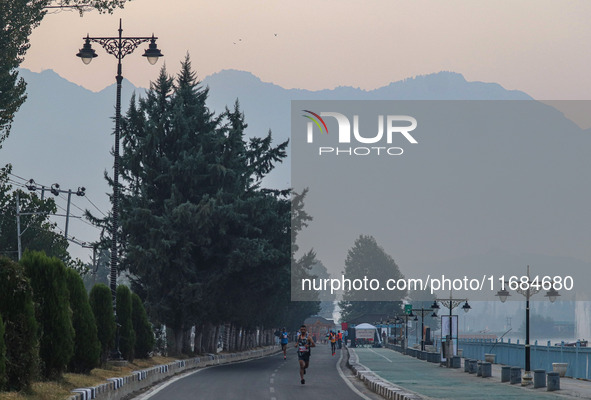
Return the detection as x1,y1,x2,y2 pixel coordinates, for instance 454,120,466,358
0,257,38,391
338,235,407,322
116,285,135,361
21,251,74,380
89,283,115,364
65,268,100,373
131,293,154,359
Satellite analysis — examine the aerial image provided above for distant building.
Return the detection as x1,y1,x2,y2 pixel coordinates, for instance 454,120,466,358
304,315,337,340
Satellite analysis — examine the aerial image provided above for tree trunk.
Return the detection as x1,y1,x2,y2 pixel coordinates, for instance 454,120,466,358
214,324,221,353
171,325,184,356
195,325,203,354
182,325,194,355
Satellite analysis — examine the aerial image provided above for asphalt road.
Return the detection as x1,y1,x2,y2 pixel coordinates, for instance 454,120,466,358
136,343,383,400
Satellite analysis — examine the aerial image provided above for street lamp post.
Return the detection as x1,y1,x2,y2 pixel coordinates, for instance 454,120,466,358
433,293,471,362
411,306,437,351
496,265,560,385
76,19,163,359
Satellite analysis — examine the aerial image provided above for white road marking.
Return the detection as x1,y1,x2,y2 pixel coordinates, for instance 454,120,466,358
270,378,274,384
336,350,374,400
368,348,393,363
270,387,275,393
133,366,212,400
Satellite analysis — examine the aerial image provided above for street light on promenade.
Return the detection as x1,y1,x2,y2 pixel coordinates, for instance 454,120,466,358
76,19,163,359
496,265,560,385
411,306,438,351
434,292,471,360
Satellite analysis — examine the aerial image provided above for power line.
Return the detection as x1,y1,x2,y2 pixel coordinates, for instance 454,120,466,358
85,196,107,217
7,172,29,182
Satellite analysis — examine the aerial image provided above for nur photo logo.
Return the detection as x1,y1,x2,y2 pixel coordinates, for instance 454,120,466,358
302,110,418,156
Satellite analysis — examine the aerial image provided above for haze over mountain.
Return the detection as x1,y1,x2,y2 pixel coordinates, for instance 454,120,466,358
3,68,590,337
4,68,532,256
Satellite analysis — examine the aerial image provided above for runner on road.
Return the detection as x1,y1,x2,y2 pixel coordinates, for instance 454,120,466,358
295,324,315,384
329,330,336,355
280,327,289,359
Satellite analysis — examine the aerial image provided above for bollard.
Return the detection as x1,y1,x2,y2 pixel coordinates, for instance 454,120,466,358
464,359,472,373
481,362,492,378
469,359,478,374
501,366,511,382
451,356,461,368
534,370,546,388
431,353,441,363
477,361,482,376
547,372,560,391
510,367,521,384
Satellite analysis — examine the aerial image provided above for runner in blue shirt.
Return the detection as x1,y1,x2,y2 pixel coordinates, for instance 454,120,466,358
280,327,289,359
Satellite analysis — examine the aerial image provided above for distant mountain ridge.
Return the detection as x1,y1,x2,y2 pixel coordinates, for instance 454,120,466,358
3,67,534,260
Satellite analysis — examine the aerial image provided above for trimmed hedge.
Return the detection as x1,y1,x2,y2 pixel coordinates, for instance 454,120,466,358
89,283,116,364
21,251,74,380
66,268,101,373
131,293,155,358
116,285,136,361
0,256,38,391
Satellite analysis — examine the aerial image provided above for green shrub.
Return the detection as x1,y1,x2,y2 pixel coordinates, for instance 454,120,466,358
116,285,135,361
131,293,154,358
89,284,116,364
21,251,74,380
65,268,100,373
0,256,38,391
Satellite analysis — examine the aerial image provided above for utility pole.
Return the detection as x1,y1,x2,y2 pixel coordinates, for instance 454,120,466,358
16,191,22,260
27,180,86,240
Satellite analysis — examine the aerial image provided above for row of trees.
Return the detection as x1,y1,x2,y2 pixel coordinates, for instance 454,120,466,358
0,252,152,392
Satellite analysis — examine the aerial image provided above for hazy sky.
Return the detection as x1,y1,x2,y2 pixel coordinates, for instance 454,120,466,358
22,0,591,99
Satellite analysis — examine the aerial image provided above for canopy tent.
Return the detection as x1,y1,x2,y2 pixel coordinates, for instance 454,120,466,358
354,323,381,343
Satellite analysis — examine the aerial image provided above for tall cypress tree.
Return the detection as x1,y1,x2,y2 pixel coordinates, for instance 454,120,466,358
21,251,74,380
89,283,115,364
131,293,154,359
0,257,38,391
66,268,100,373
116,285,135,361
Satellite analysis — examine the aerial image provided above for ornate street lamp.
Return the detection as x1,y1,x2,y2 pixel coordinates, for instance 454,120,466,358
496,265,560,385
77,19,162,359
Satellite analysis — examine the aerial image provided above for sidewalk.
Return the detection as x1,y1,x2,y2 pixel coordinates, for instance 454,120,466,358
350,346,591,399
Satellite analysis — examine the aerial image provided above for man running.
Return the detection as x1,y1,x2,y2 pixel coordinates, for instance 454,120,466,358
280,327,289,359
295,324,315,384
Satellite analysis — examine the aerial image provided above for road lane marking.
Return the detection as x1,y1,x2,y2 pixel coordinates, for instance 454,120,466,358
134,366,213,400
270,378,274,384
272,373,276,376
336,350,373,400
270,387,275,393
135,350,281,400
368,348,392,363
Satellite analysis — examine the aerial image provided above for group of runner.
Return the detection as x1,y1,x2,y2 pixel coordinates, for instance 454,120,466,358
278,325,344,384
